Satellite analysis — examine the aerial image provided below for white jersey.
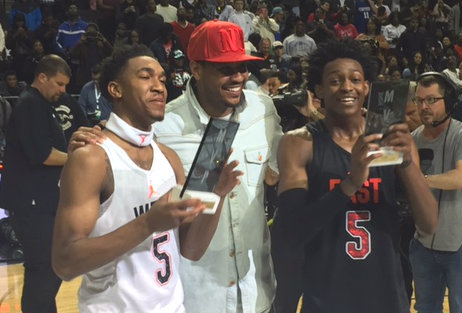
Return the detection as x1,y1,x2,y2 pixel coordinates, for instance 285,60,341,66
79,139,184,313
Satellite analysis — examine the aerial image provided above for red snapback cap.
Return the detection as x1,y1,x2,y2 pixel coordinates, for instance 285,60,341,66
187,20,264,63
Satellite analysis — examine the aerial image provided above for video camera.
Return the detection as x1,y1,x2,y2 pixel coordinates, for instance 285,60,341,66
271,89,308,108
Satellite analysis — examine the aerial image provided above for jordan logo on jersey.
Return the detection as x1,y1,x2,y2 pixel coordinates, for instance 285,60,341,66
139,134,148,145
148,179,158,198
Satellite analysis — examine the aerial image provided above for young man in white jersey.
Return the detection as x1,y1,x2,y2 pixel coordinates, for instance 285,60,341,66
51,44,242,313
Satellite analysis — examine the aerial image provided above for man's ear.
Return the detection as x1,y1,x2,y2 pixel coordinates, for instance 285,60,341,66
108,81,122,99
364,80,370,96
189,61,202,80
37,73,48,84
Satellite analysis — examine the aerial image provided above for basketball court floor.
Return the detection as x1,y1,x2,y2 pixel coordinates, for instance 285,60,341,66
0,261,450,313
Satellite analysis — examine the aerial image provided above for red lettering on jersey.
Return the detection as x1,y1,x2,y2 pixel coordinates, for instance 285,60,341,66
356,180,370,204
369,178,382,203
329,179,341,191
328,177,382,204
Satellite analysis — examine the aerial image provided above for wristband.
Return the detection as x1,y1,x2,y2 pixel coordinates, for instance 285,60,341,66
277,185,351,244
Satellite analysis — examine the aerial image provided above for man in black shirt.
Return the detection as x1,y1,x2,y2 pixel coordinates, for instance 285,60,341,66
135,0,164,46
0,54,88,313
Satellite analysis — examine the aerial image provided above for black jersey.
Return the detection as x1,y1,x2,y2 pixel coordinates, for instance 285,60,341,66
301,121,409,313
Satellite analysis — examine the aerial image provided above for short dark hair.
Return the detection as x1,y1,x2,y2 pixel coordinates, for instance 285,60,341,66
34,54,71,79
307,38,378,91
99,44,154,99
416,74,448,97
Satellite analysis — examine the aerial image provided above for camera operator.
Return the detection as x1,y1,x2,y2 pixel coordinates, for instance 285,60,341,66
272,87,324,133
272,62,325,132
70,23,113,92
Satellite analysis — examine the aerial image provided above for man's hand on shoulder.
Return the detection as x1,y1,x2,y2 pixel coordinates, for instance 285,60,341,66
68,124,107,153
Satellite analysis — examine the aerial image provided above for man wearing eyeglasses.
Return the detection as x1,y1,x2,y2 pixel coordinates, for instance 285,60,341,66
153,20,283,313
411,73,462,313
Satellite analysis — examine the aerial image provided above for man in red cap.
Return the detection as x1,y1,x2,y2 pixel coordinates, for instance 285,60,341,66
154,20,283,313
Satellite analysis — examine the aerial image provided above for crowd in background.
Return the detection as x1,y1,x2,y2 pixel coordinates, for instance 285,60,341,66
1,0,462,108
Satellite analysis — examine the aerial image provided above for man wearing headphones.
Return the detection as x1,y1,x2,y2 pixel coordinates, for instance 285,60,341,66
411,72,462,313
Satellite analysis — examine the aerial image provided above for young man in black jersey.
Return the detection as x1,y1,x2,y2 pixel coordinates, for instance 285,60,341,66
274,38,438,313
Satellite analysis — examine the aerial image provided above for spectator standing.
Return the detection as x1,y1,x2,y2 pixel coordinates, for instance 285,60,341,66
215,0,233,21
432,0,453,36
78,64,113,124
411,72,462,313
5,13,34,82
367,0,391,23
307,1,331,23
69,23,113,92
23,39,46,84
96,0,119,44
55,4,88,59
353,0,372,34
171,7,195,52
300,0,319,22
153,20,282,313
34,12,58,54
396,17,427,64
252,2,279,43
228,0,254,41
135,0,164,46
331,0,356,20
382,12,406,49
271,6,286,41
156,0,177,23
0,55,88,313
283,18,317,58
115,0,139,30
192,0,216,25
10,0,42,32
306,7,336,45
